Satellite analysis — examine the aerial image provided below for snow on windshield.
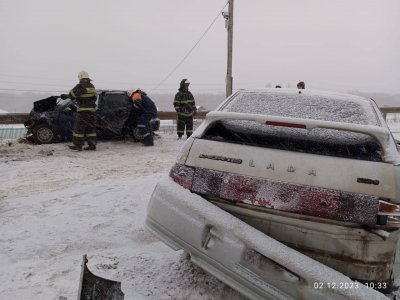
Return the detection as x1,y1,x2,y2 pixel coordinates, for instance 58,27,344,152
222,91,378,125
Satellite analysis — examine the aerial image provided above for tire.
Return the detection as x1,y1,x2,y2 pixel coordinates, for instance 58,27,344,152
132,127,144,140
32,124,56,144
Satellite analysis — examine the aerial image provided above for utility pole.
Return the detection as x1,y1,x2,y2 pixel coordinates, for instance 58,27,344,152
223,0,234,98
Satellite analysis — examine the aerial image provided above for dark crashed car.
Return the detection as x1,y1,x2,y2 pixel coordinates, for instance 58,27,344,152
24,90,160,144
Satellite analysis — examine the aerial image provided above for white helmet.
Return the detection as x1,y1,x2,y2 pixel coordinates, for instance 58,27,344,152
78,70,90,80
127,89,141,97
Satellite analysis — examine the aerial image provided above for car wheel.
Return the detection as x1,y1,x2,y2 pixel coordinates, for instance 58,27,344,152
132,127,144,140
32,124,56,144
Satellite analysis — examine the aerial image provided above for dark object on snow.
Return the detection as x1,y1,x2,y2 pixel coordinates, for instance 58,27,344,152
77,254,124,300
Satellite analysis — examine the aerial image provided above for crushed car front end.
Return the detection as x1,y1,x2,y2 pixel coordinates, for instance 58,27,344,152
24,96,67,144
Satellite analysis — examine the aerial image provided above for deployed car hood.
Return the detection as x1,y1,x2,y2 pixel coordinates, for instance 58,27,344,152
33,96,59,113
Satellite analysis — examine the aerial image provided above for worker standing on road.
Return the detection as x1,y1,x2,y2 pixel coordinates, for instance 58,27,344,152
61,70,97,151
173,79,196,139
129,89,157,146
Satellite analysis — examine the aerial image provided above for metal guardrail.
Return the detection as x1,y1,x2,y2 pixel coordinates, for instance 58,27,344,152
0,108,399,124
380,107,400,114
380,107,400,120
0,111,209,125
0,113,29,124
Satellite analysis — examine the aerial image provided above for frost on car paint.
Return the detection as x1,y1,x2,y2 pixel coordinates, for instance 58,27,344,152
221,91,378,125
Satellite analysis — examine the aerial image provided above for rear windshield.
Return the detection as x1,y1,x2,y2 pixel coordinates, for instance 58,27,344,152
203,120,383,162
221,91,379,125
204,91,383,161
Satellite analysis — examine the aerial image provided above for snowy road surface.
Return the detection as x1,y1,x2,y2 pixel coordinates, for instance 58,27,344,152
0,134,244,299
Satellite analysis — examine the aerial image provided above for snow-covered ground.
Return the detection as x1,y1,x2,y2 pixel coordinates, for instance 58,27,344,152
0,134,244,300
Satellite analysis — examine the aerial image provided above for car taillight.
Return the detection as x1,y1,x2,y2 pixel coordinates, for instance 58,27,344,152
266,121,306,129
379,200,398,213
378,200,400,226
169,163,195,190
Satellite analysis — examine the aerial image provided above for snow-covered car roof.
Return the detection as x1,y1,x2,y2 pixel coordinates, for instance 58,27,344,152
220,89,379,125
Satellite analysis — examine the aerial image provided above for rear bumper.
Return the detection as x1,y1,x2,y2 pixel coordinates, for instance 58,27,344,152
212,200,400,284
145,178,386,300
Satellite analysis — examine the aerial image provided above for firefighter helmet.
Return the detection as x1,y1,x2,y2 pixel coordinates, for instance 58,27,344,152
78,70,90,80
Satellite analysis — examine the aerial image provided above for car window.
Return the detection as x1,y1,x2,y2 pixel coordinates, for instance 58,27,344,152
202,120,383,162
102,94,129,110
222,92,379,126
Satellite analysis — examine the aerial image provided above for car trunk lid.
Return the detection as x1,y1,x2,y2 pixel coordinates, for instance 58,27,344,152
185,138,396,200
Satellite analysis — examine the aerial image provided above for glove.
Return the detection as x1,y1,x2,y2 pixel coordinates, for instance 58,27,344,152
60,94,68,100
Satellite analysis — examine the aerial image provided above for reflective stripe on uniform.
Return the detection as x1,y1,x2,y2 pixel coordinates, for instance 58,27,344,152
186,130,193,133
73,132,85,137
86,133,97,137
77,107,97,112
86,87,96,94
143,133,150,137
79,87,96,98
174,100,195,104
137,125,146,128
70,87,96,99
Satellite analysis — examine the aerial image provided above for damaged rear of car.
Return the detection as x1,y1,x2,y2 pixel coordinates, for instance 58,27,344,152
146,89,400,299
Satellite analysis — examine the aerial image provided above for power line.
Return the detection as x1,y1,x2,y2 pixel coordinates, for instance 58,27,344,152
150,1,229,93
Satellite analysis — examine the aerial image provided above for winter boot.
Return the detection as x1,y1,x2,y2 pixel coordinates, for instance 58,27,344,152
69,145,82,151
83,145,96,151
143,135,154,146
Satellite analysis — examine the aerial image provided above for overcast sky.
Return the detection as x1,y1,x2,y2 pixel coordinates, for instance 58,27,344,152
0,0,399,95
